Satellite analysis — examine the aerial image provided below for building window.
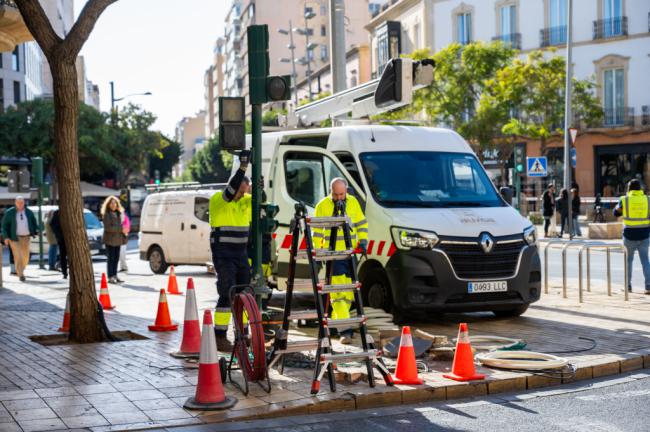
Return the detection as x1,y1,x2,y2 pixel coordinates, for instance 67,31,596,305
11,46,19,72
0,79,4,113
304,6,313,15
597,0,625,38
413,23,421,49
0,53,3,69
321,25,326,37
500,5,516,35
320,4,327,16
457,13,472,45
603,68,625,126
549,0,567,44
320,44,328,61
376,21,401,75
13,81,20,104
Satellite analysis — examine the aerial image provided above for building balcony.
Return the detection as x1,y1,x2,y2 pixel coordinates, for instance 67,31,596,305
593,16,627,40
0,0,33,52
540,25,566,47
492,33,521,49
603,107,634,128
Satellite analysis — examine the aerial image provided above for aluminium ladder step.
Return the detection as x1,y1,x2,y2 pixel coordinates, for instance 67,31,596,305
318,282,361,293
324,316,366,328
306,216,350,228
275,339,321,354
321,349,380,362
288,309,320,321
295,249,355,261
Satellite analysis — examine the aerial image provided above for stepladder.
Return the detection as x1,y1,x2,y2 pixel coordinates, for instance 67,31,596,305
267,202,394,394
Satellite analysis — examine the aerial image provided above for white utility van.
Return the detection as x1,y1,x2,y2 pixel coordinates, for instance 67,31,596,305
138,189,214,273
241,125,541,318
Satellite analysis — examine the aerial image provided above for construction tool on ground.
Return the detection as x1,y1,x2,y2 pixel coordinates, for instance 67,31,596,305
267,203,394,394
227,283,271,396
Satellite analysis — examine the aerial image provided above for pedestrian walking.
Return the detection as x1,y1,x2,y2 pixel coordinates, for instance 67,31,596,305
571,188,582,237
1,196,39,281
101,196,126,284
45,210,59,271
557,188,569,238
209,150,252,352
541,184,556,237
314,178,369,345
614,179,650,293
119,212,130,273
49,209,68,279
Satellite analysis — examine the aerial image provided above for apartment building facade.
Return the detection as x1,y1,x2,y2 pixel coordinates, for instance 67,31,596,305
174,112,207,177
367,0,650,197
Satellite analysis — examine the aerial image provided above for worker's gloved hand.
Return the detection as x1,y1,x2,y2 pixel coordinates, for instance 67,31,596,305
239,150,252,169
358,239,368,257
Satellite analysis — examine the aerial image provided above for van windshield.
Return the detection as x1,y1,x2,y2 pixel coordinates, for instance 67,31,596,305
359,151,505,208
84,212,102,229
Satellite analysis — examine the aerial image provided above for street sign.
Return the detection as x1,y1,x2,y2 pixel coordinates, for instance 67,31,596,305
570,147,577,169
569,128,578,144
527,156,548,177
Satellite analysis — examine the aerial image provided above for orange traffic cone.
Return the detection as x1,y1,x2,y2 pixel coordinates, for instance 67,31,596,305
167,265,182,295
98,273,115,310
393,326,423,385
184,310,237,410
148,289,179,332
171,278,201,359
443,323,485,381
58,294,70,332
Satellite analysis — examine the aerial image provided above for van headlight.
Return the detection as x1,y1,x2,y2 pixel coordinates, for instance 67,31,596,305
523,226,537,246
391,227,439,250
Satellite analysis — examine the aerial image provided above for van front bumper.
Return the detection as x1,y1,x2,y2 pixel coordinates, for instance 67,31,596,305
384,246,541,313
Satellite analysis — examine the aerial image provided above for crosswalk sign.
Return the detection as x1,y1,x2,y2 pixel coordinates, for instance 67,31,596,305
527,157,547,177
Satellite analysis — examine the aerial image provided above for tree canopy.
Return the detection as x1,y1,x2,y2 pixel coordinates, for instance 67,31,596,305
0,99,181,184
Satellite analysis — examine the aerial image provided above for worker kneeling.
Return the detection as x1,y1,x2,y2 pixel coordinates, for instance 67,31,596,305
314,178,368,345
209,150,252,352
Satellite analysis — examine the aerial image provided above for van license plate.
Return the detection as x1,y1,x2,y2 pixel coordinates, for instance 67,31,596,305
468,281,507,293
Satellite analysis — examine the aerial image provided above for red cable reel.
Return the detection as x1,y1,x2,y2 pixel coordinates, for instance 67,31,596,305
229,291,270,395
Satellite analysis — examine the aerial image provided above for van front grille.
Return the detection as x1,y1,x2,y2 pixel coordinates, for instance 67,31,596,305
437,239,525,280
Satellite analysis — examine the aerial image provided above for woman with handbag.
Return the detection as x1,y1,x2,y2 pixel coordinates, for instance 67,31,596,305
101,196,126,284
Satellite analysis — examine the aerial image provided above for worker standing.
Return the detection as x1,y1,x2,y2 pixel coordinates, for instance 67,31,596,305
614,179,650,294
209,150,252,352
314,178,368,344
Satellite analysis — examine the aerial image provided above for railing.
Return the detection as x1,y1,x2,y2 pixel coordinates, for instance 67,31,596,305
603,106,635,127
593,16,628,40
492,33,522,49
540,25,566,47
540,238,628,303
642,105,649,126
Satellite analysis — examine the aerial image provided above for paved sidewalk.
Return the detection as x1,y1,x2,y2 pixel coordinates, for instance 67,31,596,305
0,250,648,431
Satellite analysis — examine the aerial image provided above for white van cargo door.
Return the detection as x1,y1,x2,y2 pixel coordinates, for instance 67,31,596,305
161,196,192,263
272,145,366,282
188,195,212,263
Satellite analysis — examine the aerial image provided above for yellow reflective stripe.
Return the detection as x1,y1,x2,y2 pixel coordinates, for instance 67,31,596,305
214,309,231,327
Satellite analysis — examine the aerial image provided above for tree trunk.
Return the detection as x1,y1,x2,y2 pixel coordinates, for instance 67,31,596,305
51,60,104,343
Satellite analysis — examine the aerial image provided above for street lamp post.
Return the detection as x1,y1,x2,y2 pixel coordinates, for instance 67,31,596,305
563,0,574,240
278,21,299,105
109,81,152,124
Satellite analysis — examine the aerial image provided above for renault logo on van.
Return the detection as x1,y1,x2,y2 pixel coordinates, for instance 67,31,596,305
479,233,495,253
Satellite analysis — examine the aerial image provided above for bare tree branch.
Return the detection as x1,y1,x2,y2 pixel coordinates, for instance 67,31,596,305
14,0,62,57
61,0,118,60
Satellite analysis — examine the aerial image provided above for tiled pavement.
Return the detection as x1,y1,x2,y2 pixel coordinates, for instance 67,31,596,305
0,249,649,431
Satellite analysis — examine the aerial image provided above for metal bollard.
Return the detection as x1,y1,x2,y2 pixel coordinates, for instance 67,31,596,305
623,248,628,301
606,248,611,296
586,248,591,292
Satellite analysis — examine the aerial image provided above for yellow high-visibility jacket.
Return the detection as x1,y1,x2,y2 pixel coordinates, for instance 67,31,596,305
620,190,650,228
313,195,367,250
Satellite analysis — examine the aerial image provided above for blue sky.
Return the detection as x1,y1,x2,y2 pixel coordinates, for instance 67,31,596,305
78,0,228,137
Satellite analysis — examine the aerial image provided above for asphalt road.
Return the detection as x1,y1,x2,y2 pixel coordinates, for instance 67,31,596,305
162,370,650,432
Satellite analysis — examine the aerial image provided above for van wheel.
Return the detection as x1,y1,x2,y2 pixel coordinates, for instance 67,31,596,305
493,304,529,318
148,246,168,274
361,270,393,313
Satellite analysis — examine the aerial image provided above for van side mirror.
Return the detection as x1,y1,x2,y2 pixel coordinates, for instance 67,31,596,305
500,187,513,205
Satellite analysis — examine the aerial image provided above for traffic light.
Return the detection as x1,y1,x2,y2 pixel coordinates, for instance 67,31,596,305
514,143,526,174
248,25,291,104
154,169,161,185
219,97,246,151
261,203,279,234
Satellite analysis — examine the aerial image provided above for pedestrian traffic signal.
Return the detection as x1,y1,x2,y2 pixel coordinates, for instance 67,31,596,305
514,144,526,173
261,203,279,234
219,97,246,151
266,75,291,102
